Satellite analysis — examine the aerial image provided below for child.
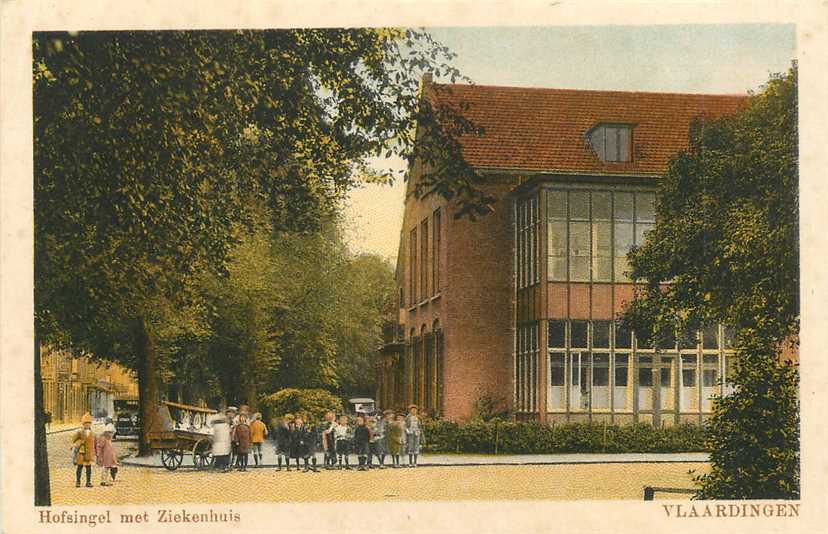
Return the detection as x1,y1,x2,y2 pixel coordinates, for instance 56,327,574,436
209,410,232,472
387,414,405,468
353,415,371,471
274,414,293,471
70,412,95,487
95,425,117,486
377,410,394,468
103,422,120,481
249,412,268,467
320,411,337,469
290,416,318,473
405,404,424,467
232,412,251,472
225,406,238,467
367,416,384,468
333,415,353,470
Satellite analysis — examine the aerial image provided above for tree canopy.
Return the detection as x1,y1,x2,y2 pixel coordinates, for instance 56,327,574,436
622,68,799,499
33,28,474,501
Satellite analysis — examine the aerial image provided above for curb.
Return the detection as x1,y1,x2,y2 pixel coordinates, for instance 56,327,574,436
121,457,709,470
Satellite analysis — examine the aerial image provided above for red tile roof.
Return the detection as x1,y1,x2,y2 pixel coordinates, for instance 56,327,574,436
426,83,747,176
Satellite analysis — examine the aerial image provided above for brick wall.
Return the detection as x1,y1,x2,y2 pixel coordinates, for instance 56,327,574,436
442,176,519,420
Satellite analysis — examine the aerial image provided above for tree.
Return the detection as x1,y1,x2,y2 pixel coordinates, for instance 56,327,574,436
621,68,799,499
332,253,397,399
33,29,477,503
162,214,396,408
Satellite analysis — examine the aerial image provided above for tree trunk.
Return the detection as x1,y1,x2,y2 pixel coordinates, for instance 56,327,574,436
245,380,258,412
134,316,158,457
34,331,51,505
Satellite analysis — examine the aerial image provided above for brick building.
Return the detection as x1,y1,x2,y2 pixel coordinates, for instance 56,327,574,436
40,346,138,423
376,77,747,425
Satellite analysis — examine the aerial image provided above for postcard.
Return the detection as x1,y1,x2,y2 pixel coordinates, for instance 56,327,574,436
2,1,827,533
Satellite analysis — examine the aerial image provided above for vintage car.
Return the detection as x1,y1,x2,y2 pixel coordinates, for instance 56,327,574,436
348,397,377,416
113,398,140,440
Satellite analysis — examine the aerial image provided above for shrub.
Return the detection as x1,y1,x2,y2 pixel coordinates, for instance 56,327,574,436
421,419,705,454
259,388,343,425
470,392,509,422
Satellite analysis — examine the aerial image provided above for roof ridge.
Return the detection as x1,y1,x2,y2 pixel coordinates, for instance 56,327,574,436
429,82,747,99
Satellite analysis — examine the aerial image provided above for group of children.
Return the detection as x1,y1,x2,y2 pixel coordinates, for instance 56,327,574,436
208,405,268,472
272,404,426,472
70,412,120,487
70,404,427,482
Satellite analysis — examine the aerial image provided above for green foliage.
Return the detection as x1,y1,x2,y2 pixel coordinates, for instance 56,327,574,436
259,388,343,425
34,28,472,364
161,212,396,406
693,339,800,499
470,392,510,422
420,420,706,454
621,68,799,499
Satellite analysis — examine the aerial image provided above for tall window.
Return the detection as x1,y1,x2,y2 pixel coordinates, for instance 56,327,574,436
516,195,540,289
409,228,417,306
589,125,632,162
569,193,590,281
420,219,428,303
432,209,441,295
547,190,567,281
547,189,656,282
547,320,566,410
516,323,538,412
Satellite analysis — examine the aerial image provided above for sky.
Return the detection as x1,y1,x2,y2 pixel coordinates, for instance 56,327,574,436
342,24,796,262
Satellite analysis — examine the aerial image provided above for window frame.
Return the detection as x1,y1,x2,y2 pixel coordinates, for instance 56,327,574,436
589,124,633,163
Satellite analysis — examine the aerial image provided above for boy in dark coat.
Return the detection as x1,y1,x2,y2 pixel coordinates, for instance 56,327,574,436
274,414,293,471
289,416,318,473
353,415,371,471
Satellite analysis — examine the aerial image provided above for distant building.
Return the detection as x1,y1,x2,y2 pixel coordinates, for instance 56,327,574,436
376,77,749,426
40,346,138,423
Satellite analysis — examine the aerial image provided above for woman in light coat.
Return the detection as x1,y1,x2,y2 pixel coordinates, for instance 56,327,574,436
209,412,232,472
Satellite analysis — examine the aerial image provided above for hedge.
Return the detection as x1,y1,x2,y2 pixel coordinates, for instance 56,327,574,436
421,420,706,454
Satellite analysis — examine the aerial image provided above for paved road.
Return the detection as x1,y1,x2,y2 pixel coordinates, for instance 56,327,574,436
46,424,137,469
46,428,706,503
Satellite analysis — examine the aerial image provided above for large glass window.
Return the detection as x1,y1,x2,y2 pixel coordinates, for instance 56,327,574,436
539,320,735,419
548,189,656,282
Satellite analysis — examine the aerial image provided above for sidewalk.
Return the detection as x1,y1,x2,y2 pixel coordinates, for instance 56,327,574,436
122,448,709,469
46,420,107,435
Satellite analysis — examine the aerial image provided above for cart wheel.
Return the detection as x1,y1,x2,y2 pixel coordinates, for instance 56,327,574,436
160,448,184,471
192,439,213,470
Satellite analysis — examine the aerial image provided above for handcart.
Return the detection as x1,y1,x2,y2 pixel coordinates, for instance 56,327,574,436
146,401,217,471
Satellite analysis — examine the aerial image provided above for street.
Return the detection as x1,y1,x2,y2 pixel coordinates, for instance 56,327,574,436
48,429,707,503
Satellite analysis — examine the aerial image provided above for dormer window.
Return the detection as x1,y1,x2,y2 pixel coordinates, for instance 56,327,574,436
589,124,632,162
